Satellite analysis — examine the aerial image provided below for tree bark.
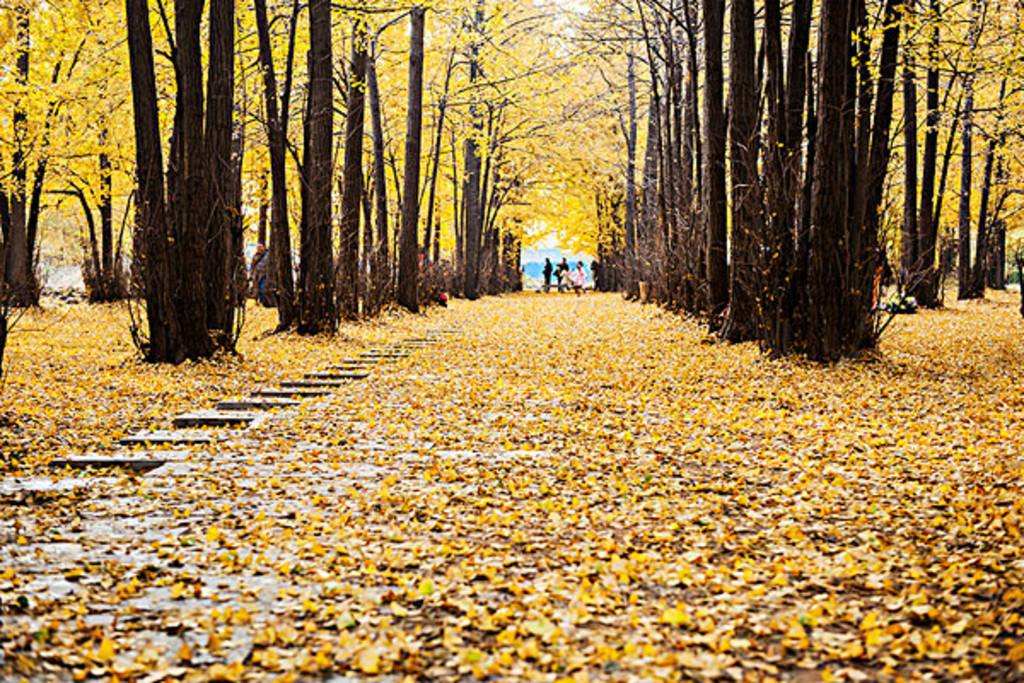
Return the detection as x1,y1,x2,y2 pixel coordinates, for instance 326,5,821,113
3,5,35,307
203,0,236,348
337,22,368,320
958,0,985,301
804,0,854,361
971,77,1005,296
722,0,761,342
126,0,182,362
254,0,298,329
367,54,390,312
901,2,919,289
424,46,456,264
300,0,337,332
462,0,485,300
916,0,941,306
169,0,214,357
701,0,728,322
398,7,426,312
854,0,903,348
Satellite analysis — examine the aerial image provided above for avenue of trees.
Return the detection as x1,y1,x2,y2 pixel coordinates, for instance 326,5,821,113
0,0,572,367
568,0,1024,360
2,0,1024,370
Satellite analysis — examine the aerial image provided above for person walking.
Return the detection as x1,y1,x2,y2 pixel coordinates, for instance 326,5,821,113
570,261,586,296
250,243,272,307
543,258,553,292
556,257,570,293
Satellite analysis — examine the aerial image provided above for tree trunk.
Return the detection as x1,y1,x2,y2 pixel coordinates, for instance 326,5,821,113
916,0,941,306
99,130,115,293
1017,252,1024,318
424,46,456,264
3,5,36,307
804,0,854,361
987,220,1005,289
257,169,268,246
623,51,639,297
462,1,485,300
300,0,337,332
254,0,298,329
204,0,236,348
126,0,183,362
398,7,425,312
337,22,368,320
367,54,389,312
169,0,215,357
901,2,919,289
722,0,761,342
972,77,1005,296
958,0,984,301
701,0,728,322
855,0,903,348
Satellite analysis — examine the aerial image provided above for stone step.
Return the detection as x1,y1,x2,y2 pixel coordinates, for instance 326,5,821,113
306,370,370,380
281,379,354,389
333,362,376,371
216,397,300,411
172,410,260,428
338,358,379,366
254,387,333,399
361,351,410,359
120,430,215,446
50,451,188,472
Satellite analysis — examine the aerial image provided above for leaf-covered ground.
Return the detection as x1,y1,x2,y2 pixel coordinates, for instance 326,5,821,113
2,292,1023,681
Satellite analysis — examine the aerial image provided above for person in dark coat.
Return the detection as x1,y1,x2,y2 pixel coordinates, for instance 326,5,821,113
542,258,553,292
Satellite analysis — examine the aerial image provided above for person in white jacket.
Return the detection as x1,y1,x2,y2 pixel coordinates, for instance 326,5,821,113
570,261,586,295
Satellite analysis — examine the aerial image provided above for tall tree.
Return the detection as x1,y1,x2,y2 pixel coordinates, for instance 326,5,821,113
901,0,919,289
915,0,941,306
722,0,761,342
958,0,985,301
462,0,485,300
398,7,426,312
299,0,337,332
701,0,728,322
337,22,368,320
125,0,183,361
254,0,299,330
203,0,236,346
3,6,37,307
623,50,639,297
804,0,854,361
971,77,1006,296
366,51,389,313
424,45,457,264
124,0,241,361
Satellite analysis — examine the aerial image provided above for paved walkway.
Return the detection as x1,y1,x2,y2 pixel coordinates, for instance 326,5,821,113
2,293,1023,680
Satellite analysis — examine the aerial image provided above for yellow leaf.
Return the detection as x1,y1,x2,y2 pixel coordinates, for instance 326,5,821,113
660,606,692,628
206,526,223,543
356,646,381,674
94,637,116,663
208,662,244,682
523,618,557,640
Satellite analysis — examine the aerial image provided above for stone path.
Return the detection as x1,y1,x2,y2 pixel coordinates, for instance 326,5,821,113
3,320,468,677
61,324,463,473
3,295,1024,680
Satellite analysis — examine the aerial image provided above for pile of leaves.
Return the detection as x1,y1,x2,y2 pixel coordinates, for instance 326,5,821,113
2,292,1023,680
